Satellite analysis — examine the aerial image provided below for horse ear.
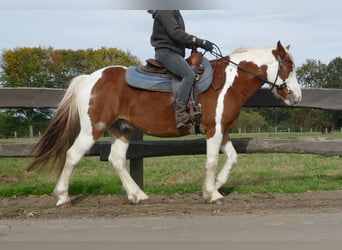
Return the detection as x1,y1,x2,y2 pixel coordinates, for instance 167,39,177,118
286,44,291,50
277,41,287,57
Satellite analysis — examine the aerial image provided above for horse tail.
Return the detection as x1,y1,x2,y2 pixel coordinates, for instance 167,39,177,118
27,75,86,175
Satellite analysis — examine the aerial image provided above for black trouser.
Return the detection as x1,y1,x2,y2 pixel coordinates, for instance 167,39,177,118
155,49,196,103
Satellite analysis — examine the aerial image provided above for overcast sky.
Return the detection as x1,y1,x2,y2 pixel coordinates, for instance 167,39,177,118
0,0,341,67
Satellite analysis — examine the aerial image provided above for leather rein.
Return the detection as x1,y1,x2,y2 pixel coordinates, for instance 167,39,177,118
207,44,293,92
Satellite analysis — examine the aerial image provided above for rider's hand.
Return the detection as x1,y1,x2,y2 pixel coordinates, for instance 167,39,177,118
200,40,214,52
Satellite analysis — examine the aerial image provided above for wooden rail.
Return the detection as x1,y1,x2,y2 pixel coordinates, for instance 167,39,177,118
1,87,342,109
2,137,341,158
1,87,342,188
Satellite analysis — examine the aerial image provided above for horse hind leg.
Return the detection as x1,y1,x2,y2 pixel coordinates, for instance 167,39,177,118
108,129,148,204
54,132,95,207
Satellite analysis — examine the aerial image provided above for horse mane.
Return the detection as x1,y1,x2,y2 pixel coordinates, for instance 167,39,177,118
231,48,249,54
231,46,274,55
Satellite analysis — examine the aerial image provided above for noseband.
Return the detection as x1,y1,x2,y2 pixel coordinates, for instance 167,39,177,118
209,45,294,92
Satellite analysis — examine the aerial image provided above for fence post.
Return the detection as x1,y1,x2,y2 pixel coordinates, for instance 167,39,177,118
129,131,144,189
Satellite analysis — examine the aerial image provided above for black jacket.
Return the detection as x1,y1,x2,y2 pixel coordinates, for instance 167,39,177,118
150,10,199,57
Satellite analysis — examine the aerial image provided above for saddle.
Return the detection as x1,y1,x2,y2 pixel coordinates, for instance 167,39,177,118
133,50,206,133
125,50,214,134
137,50,205,80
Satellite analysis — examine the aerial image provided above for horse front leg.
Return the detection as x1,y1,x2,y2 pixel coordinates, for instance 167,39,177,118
108,137,148,204
215,140,238,190
203,136,224,204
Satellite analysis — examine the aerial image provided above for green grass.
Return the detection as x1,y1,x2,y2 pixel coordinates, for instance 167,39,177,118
1,152,341,197
1,132,341,197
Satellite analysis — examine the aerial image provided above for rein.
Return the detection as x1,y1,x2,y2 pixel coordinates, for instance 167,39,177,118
207,44,291,92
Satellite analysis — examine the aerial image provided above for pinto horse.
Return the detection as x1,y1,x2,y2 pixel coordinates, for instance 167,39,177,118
28,41,302,206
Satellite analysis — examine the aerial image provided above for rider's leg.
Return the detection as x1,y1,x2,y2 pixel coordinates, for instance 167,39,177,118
155,49,196,129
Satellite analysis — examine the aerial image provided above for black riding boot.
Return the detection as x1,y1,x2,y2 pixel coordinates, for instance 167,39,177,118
172,99,192,129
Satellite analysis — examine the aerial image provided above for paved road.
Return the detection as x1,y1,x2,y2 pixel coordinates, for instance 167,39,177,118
1,212,342,242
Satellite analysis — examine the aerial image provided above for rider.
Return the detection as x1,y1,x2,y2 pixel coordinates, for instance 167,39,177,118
148,10,215,129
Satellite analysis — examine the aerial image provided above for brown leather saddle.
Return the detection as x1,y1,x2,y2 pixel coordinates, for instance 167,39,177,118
137,50,205,80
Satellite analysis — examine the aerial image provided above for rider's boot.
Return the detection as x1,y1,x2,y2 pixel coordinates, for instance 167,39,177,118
172,99,192,129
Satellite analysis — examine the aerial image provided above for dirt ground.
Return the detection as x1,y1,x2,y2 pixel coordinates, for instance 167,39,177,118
1,190,342,220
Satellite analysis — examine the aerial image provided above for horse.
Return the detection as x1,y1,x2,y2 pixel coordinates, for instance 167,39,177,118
27,41,302,207
321,121,332,134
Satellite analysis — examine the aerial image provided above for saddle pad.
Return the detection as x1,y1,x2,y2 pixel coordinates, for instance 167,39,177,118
125,57,213,93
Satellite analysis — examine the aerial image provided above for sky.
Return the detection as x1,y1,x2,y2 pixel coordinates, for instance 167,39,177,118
0,0,341,67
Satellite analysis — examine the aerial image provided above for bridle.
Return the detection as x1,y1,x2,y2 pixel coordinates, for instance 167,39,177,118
208,44,294,93
270,54,294,92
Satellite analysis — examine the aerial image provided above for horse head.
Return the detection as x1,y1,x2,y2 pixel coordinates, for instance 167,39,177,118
268,41,302,105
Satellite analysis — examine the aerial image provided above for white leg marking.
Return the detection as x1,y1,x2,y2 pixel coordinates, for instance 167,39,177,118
203,136,222,203
202,63,237,203
108,138,148,204
216,141,238,190
54,132,95,207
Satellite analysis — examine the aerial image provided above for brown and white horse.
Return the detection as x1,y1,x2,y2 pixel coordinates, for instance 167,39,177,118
28,41,302,206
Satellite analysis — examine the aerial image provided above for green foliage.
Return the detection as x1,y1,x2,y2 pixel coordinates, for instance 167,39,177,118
295,57,342,129
0,111,22,138
0,46,141,88
0,47,141,137
232,109,267,133
325,57,342,88
296,57,342,89
0,47,50,88
296,59,328,88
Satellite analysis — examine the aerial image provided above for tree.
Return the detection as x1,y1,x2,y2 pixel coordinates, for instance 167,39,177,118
0,47,141,137
324,57,342,88
1,47,50,88
295,57,342,130
233,109,267,133
296,59,328,88
1,46,140,88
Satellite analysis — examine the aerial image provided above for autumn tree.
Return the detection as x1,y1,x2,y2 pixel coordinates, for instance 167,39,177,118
0,47,140,137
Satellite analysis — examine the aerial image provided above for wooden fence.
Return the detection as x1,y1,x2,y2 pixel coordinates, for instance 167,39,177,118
1,87,342,188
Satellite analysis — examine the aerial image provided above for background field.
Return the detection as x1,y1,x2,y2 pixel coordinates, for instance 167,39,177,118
0,132,341,197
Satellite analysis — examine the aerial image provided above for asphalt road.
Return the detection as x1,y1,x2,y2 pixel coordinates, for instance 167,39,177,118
1,212,342,242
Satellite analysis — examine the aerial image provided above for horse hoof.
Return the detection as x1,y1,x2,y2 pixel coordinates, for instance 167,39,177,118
204,197,225,205
203,190,224,204
57,201,72,208
128,192,149,204
212,198,225,205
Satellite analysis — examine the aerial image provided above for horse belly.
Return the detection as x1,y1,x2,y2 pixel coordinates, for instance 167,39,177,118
126,91,189,137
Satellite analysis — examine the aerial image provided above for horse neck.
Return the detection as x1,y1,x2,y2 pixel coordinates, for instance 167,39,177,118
227,48,276,101
199,59,265,113
232,73,264,106
204,51,275,107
